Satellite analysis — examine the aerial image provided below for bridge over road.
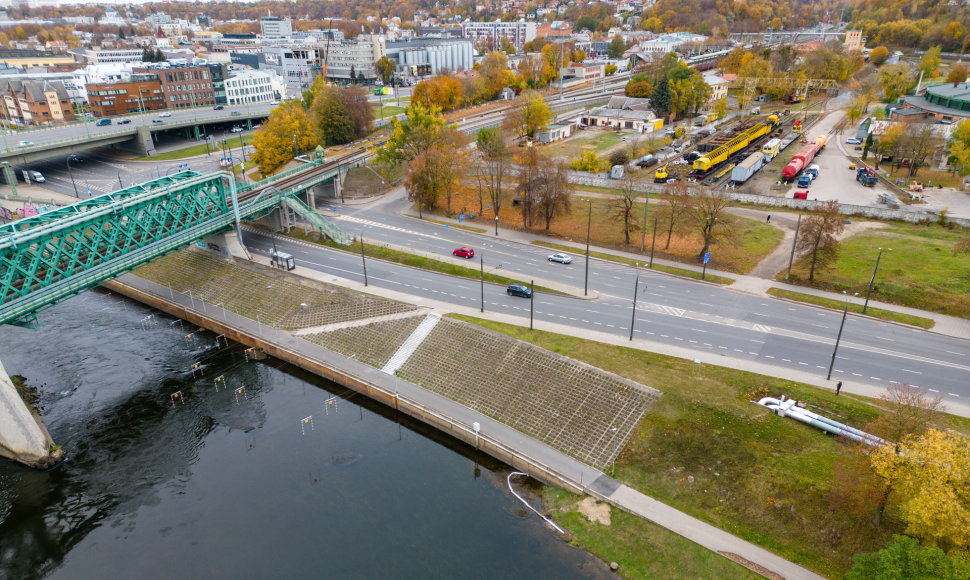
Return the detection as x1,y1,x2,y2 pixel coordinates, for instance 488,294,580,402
0,103,272,163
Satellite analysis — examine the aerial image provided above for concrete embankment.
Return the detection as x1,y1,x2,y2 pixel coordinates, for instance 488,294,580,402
104,273,599,495
0,360,62,468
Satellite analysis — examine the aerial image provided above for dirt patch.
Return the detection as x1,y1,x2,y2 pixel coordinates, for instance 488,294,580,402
575,497,612,525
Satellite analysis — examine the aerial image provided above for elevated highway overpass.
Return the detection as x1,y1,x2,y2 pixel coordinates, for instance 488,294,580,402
0,103,273,164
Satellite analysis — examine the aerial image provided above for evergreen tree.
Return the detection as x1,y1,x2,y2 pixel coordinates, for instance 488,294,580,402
607,34,626,59
155,48,165,62
118,27,125,40
650,77,671,117
350,65,356,85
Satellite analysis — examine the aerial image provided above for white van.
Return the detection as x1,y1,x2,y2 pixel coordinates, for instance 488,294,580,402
28,170,45,183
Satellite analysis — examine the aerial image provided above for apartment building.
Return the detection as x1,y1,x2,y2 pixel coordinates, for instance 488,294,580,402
86,74,165,117
225,69,275,104
325,35,387,81
461,21,536,52
262,45,322,89
0,78,76,126
133,64,215,108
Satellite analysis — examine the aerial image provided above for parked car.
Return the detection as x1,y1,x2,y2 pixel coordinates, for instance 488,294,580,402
117,118,131,124
548,253,572,264
28,170,45,183
452,246,474,258
845,137,862,144
269,100,279,105
158,112,172,118
506,283,533,298
17,140,31,147
793,190,809,199
213,105,225,110
95,118,111,126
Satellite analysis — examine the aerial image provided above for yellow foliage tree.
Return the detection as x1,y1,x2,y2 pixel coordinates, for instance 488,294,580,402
870,429,970,550
251,101,316,177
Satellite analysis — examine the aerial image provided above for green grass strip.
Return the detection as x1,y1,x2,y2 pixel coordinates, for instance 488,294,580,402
420,217,488,233
134,135,255,161
533,240,734,285
766,288,935,329
283,230,569,296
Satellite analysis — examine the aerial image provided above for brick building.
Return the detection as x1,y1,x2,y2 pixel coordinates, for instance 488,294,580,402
133,64,215,109
0,78,75,126
86,74,165,118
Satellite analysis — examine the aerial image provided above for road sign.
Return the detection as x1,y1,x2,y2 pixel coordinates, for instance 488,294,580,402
703,252,710,264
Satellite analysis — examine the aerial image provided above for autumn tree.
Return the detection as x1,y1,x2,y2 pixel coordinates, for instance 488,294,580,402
867,385,945,444
625,79,653,98
374,56,396,85
903,121,937,177
947,119,970,176
312,88,354,146
946,64,968,85
251,101,316,176
879,63,914,103
478,51,510,100
870,429,970,550
404,126,466,216
506,89,550,139
607,33,626,58
869,46,890,66
920,46,942,78
515,146,542,227
686,187,731,262
476,127,510,234
795,200,844,281
376,102,449,167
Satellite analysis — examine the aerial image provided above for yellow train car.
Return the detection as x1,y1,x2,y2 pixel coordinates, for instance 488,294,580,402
693,115,780,173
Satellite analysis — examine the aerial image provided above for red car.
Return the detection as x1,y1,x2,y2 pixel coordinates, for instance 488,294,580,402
793,190,809,199
453,246,475,258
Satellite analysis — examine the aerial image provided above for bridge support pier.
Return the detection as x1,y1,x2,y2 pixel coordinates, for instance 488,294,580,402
203,228,251,262
123,126,157,157
1,161,17,196
0,360,62,469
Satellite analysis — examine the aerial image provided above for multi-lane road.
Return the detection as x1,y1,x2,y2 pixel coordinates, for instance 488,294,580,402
240,197,970,406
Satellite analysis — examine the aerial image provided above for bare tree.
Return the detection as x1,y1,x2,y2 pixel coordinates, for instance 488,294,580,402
795,200,844,281
536,160,573,230
476,127,510,234
903,122,938,178
685,186,732,261
663,181,690,250
867,384,946,443
515,146,542,228
613,172,642,245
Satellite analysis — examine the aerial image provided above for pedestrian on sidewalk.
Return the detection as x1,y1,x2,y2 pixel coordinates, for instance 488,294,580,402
766,214,771,224
836,381,842,396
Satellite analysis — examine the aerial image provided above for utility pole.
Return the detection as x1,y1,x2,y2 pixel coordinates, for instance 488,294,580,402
786,214,802,280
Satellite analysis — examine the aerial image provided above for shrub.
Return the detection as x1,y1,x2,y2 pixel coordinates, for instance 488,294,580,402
571,150,603,172
609,149,630,166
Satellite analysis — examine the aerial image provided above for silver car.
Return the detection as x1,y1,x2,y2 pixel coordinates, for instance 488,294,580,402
548,253,572,264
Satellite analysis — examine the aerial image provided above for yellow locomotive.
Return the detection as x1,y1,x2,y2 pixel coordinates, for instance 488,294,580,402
692,115,780,174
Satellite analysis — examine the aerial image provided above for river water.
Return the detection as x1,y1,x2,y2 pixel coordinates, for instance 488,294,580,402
0,290,610,579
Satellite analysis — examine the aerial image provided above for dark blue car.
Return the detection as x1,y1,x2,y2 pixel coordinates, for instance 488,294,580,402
506,283,532,298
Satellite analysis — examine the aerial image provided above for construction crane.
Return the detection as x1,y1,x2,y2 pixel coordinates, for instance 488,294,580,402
728,77,842,120
319,18,333,84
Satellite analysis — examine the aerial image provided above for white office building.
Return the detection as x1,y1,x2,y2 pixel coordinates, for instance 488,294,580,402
225,69,275,104
461,20,536,52
73,47,145,64
262,45,322,90
260,16,292,40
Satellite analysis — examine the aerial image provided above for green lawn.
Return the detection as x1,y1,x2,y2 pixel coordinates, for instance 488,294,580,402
135,134,255,161
766,288,935,328
542,488,762,579
542,129,628,160
450,314,970,579
783,222,970,318
372,103,407,119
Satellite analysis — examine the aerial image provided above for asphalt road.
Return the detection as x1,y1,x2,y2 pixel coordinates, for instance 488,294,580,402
242,199,970,403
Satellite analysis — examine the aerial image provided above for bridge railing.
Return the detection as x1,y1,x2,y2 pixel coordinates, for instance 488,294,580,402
239,158,326,194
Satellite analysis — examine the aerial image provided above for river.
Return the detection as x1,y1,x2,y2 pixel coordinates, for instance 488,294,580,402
0,290,610,579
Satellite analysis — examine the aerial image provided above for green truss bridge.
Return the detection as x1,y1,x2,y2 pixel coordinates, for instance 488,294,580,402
0,159,354,328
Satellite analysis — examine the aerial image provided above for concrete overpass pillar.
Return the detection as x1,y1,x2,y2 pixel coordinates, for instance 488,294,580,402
193,126,202,141
1,161,17,196
124,126,157,157
203,228,252,261
0,360,62,469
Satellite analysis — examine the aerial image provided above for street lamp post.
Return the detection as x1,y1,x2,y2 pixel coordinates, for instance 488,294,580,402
629,263,640,341
584,199,591,297
361,236,368,286
826,291,858,381
786,214,802,280
292,133,297,158
65,155,79,198
863,247,890,314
